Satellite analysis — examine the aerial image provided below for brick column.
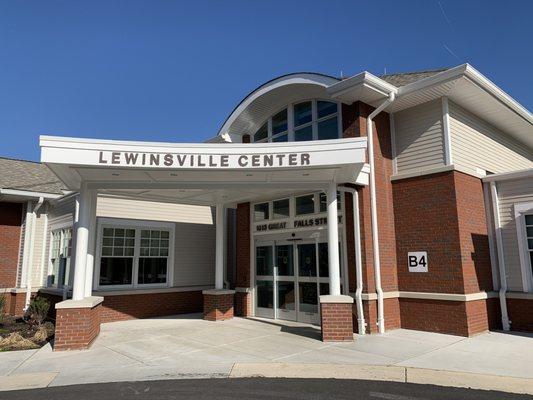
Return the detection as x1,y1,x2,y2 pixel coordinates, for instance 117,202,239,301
54,296,103,351
320,295,354,342
203,290,235,321
234,287,252,317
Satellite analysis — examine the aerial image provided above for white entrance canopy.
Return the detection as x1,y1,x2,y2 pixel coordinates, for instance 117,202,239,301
40,136,368,206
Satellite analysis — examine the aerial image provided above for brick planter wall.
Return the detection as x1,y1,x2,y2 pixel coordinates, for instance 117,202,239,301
99,290,203,323
234,289,252,317
320,296,354,342
203,290,235,321
54,300,102,351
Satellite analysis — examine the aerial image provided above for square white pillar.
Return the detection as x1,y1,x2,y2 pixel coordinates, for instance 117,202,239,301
71,183,93,301
215,204,225,290
327,182,341,296
84,189,97,297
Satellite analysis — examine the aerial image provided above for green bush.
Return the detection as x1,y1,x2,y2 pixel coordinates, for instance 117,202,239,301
27,297,50,327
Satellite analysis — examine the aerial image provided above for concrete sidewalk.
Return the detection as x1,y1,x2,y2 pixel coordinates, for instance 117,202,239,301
1,314,532,394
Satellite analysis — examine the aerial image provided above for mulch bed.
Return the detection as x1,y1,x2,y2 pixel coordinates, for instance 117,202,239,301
0,316,54,351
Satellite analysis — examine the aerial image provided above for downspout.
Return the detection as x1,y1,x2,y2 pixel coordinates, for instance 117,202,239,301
490,182,511,331
367,93,395,333
338,187,365,334
24,197,44,312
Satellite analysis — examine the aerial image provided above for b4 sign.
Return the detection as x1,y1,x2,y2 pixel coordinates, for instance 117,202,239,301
408,252,428,273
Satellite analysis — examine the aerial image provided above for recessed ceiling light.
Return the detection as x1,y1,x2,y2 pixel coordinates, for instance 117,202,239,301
112,173,119,176
246,173,253,177
302,173,310,176
170,173,178,177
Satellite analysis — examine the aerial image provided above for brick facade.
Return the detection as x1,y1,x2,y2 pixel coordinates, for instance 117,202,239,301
54,303,102,351
203,291,234,321
320,300,354,342
507,298,533,332
99,290,203,323
0,202,23,289
5,291,36,316
234,291,252,317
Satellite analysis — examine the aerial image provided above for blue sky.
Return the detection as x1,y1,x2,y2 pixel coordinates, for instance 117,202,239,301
1,0,531,161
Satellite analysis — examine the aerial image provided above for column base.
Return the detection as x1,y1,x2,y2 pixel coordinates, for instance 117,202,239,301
203,290,235,321
234,287,252,317
320,295,354,342
53,296,103,351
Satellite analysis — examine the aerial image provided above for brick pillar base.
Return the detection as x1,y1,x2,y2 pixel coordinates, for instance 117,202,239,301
234,288,252,317
320,295,354,342
203,290,235,321
54,296,103,351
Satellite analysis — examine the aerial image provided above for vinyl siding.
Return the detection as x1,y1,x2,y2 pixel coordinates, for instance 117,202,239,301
449,102,533,174
29,208,47,288
394,99,446,175
496,177,533,291
96,196,216,288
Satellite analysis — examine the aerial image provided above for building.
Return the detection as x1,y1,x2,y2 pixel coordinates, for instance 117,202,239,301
1,63,532,350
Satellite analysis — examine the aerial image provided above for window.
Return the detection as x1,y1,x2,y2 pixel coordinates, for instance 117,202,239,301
526,214,533,276
319,192,342,212
49,227,72,288
98,223,172,288
254,203,269,221
295,194,315,215
273,198,290,219
252,99,340,143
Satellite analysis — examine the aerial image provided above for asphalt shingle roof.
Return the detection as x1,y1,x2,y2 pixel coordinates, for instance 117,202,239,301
0,157,65,195
380,68,448,87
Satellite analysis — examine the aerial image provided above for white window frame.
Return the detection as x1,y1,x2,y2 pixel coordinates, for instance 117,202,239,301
47,220,73,289
95,217,175,291
515,201,533,292
252,99,342,143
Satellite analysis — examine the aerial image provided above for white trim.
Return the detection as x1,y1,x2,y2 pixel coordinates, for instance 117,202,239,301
0,188,61,200
483,183,500,290
506,291,533,300
441,97,453,165
482,168,533,183
355,290,498,302
390,164,490,182
514,201,533,292
55,296,103,309
38,205,49,288
319,294,353,304
202,289,235,295
93,285,212,296
95,217,175,291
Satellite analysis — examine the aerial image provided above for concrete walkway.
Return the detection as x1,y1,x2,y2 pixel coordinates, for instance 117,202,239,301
1,314,532,394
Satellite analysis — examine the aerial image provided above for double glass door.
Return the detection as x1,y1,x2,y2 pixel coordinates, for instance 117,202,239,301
255,240,339,324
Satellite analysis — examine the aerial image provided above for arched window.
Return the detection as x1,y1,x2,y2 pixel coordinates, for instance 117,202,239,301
252,100,341,143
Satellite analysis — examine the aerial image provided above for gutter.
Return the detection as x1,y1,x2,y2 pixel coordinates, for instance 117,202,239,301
489,182,511,331
367,93,396,333
23,197,44,312
338,187,365,334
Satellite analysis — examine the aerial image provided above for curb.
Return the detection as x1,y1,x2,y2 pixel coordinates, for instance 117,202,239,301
229,363,533,395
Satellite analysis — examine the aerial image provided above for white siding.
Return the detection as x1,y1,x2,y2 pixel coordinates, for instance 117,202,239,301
394,99,446,174
449,102,533,174
96,197,214,225
497,178,533,291
97,196,216,288
29,208,47,288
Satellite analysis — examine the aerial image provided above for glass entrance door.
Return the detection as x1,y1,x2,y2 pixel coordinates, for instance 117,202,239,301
255,240,341,324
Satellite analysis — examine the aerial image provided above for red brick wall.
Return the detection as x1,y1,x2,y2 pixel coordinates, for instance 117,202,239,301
235,203,251,288
203,292,234,321
454,172,493,293
507,298,533,332
393,172,464,293
320,302,353,341
0,202,23,289
99,291,203,323
54,303,101,351
235,291,252,317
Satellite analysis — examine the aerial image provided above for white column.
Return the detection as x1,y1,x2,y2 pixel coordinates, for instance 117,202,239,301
215,204,225,290
84,189,97,297
72,183,90,301
327,183,341,296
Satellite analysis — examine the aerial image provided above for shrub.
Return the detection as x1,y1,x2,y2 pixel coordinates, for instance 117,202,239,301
27,297,50,327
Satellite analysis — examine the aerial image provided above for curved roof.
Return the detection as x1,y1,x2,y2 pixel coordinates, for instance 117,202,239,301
217,73,340,140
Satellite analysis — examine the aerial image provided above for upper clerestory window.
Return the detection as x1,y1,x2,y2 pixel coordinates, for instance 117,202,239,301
252,100,340,143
